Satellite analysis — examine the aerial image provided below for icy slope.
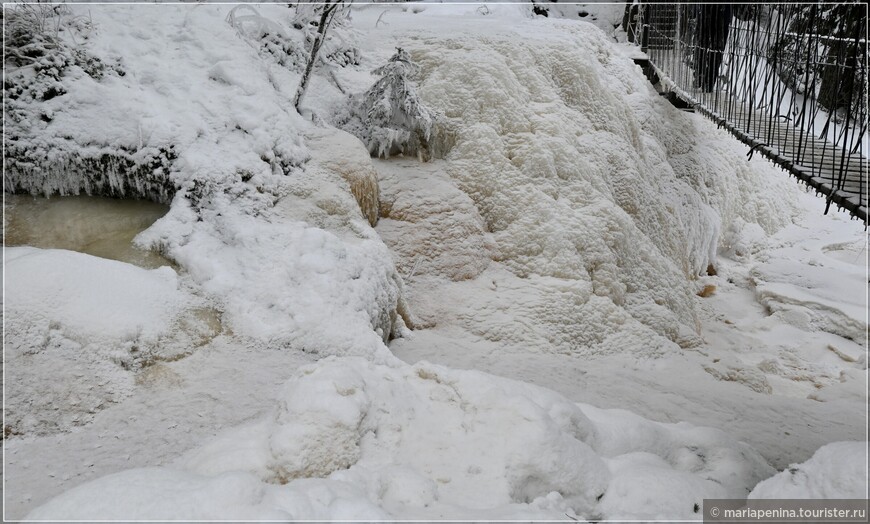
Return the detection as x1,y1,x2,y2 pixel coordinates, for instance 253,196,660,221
367,4,863,473
373,20,799,358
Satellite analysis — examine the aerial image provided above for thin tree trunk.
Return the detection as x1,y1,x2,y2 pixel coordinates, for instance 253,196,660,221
294,1,339,112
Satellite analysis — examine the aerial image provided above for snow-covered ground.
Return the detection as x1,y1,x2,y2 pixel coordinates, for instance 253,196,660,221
3,2,867,520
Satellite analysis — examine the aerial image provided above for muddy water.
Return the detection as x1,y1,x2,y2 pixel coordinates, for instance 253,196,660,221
4,194,174,269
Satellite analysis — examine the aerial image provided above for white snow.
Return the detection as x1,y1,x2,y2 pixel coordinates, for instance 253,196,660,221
137,125,404,358
5,5,308,202
3,246,205,435
26,357,773,521
7,3,406,358
750,227,867,343
372,14,800,363
4,3,867,521
749,441,868,499
5,247,184,341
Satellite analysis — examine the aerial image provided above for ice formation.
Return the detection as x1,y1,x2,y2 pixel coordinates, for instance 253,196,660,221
382,23,799,357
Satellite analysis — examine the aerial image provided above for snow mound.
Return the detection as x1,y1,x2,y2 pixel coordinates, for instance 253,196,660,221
28,357,773,520
749,441,868,499
583,404,775,518
25,468,387,521
138,126,404,357
3,247,209,435
5,247,185,342
176,357,610,516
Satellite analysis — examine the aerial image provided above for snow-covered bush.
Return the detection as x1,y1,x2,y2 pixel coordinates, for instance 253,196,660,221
3,5,177,201
338,48,437,159
225,5,308,72
3,5,118,104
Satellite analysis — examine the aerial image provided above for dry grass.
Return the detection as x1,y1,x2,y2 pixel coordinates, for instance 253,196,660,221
697,284,716,298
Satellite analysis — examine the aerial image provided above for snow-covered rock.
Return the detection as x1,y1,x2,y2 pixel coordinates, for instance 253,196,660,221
137,125,405,357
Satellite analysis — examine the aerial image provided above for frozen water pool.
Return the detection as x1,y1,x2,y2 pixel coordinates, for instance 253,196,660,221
4,193,173,269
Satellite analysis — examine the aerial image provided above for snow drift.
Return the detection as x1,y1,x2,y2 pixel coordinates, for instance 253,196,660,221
27,357,774,520
749,441,868,499
3,247,212,435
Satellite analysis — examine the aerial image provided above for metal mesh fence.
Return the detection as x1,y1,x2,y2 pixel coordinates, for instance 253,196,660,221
638,2,867,223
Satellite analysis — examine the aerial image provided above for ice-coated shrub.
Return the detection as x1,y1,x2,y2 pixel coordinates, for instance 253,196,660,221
4,4,118,107
225,5,308,71
338,48,437,159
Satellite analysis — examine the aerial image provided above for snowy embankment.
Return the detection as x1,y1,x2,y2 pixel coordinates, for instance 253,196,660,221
371,18,797,361
4,3,866,520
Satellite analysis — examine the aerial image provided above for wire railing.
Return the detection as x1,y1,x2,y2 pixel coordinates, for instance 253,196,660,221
634,3,868,223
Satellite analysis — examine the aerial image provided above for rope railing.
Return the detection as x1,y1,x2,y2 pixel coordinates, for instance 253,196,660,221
635,3,868,224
